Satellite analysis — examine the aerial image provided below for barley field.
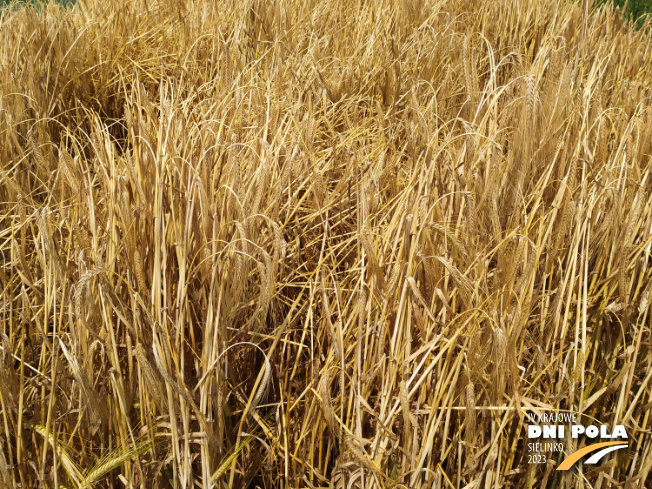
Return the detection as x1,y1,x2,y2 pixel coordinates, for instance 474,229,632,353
1,0,651,487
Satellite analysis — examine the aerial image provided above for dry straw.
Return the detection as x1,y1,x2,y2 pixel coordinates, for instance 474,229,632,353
1,0,652,487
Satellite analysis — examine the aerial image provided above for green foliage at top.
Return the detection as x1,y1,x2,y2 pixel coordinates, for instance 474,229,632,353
603,0,652,27
615,0,652,20
1,0,75,8
1,0,651,28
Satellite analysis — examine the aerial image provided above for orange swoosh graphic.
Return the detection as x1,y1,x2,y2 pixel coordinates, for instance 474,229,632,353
557,441,628,471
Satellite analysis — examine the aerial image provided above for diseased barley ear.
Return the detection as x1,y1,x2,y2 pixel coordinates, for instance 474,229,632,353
17,192,26,223
313,167,326,209
384,257,404,302
318,371,334,432
493,327,507,403
345,435,381,476
231,222,248,303
400,379,416,436
490,197,502,242
59,148,80,193
465,191,475,235
462,36,478,113
124,101,133,135
223,41,232,91
468,331,481,374
255,250,273,328
524,75,538,132
195,173,210,237
28,128,48,173
421,251,437,301
571,350,585,395
59,339,108,427
360,229,383,290
135,342,167,411
134,249,147,293
271,222,286,263
251,353,272,410
465,379,476,446
435,256,473,308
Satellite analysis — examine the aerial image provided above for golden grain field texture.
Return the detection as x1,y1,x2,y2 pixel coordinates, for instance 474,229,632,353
1,0,652,487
